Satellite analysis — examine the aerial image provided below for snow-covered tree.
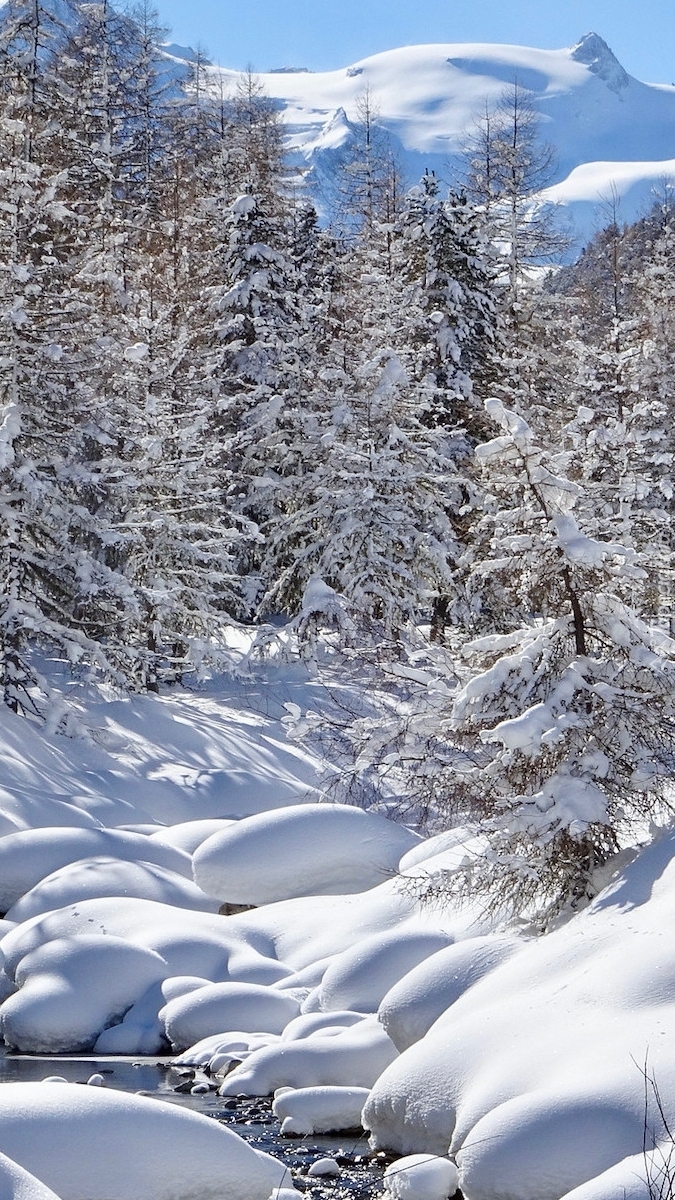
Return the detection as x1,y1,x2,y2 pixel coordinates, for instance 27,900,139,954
463,83,565,314
263,352,474,637
396,172,501,420
439,399,675,923
0,0,132,711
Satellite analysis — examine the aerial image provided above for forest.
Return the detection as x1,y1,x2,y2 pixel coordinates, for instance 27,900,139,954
2,0,675,926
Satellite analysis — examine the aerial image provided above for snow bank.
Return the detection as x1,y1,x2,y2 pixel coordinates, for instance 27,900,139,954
192,803,420,905
93,980,169,1055
0,897,285,984
378,936,522,1051
173,1031,279,1070
0,1082,294,1200
0,936,168,1053
149,819,235,854
271,1086,370,1135
0,830,478,1054
364,832,675,1200
280,1010,364,1039
457,1092,641,1200
229,863,477,973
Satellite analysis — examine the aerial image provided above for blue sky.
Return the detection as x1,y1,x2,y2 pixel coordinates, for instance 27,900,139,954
155,0,675,84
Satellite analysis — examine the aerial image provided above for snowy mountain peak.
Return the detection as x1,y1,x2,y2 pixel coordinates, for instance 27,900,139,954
161,43,210,65
570,32,630,93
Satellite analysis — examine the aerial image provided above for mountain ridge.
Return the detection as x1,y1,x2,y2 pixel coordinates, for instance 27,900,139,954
1,2,672,243
200,32,675,242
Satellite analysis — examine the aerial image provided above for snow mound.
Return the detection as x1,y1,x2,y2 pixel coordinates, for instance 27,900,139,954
383,1154,459,1200
219,1014,398,1096
0,1082,294,1200
5,857,219,923
0,828,192,913
312,928,455,1013
272,1086,370,1135
192,803,420,905
456,1093,640,1200
0,936,168,1053
0,897,286,985
378,935,522,1051
161,982,301,1051
281,1010,364,1040
364,832,675,1199
173,1031,278,1070
308,1158,340,1177
149,819,236,854
0,1151,63,1200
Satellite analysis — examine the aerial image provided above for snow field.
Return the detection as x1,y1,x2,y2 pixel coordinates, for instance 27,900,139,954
212,36,675,239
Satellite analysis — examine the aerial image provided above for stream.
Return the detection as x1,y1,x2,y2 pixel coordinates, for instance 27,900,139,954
0,1053,388,1200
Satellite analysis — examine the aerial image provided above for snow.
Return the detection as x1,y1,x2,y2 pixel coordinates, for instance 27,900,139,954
123,342,149,362
0,895,289,990
281,1010,364,1040
192,803,421,905
161,982,301,1051
0,1082,294,1200
558,1153,651,1200
0,936,168,1053
542,156,675,206
307,1158,340,1177
377,936,522,1052
364,831,675,1198
174,1031,280,1071
0,829,192,913
148,819,235,854
218,1014,399,1096
310,928,455,1013
5,857,220,923
206,38,675,237
0,681,321,837
0,668,674,1199
383,1155,460,1200
0,1151,63,1200
271,1086,370,1135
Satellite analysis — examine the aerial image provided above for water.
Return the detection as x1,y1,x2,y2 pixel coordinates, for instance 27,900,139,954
0,1053,388,1200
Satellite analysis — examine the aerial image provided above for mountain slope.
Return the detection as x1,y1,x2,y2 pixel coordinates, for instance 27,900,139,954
203,33,675,241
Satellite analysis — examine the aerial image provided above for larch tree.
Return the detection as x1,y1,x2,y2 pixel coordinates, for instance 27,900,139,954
439,398,675,924
0,0,128,713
